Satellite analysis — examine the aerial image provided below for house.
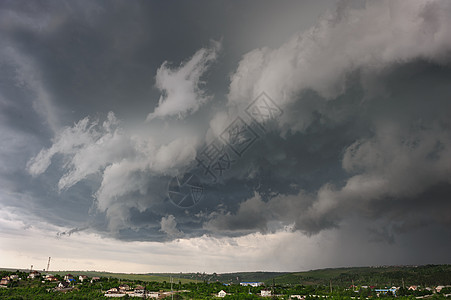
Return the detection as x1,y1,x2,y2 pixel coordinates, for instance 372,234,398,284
291,295,305,300
91,276,101,283
1,277,10,285
436,286,445,293
375,287,398,296
118,284,130,291
147,291,160,298
408,286,418,291
134,285,145,294
261,289,272,297
240,282,264,287
45,275,58,282
28,271,41,279
106,287,119,294
79,275,88,282
57,281,70,288
64,274,74,281
217,289,227,297
9,275,18,280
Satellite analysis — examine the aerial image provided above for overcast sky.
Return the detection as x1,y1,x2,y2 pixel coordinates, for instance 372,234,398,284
1,0,451,273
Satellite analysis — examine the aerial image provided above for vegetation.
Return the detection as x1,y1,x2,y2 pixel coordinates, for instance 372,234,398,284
0,265,450,299
266,265,451,286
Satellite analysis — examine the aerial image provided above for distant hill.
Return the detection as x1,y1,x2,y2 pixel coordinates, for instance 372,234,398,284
149,271,287,284
266,265,451,287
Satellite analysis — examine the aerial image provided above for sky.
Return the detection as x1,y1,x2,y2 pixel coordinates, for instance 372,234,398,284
1,0,451,274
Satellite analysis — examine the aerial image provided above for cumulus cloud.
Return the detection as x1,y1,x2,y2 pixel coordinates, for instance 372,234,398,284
147,40,221,120
160,215,183,238
27,111,198,232
228,0,451,127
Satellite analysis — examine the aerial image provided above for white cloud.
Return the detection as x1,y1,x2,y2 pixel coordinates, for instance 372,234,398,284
160,215,183,238
27,111,198,231
147,40,221,120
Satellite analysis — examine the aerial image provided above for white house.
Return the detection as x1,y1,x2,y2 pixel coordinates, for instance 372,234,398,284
79,275,88,282
57,281,70,289
217,290,227,297
240,282,264,287
261,289,272,297
147,291,160,298
28,271,41,279
106,287,119,294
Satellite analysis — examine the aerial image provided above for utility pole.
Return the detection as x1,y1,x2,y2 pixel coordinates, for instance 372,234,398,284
272,278,275,296
330,280,332,294
402,278,405,289
171,276,173,300
46,257,51,273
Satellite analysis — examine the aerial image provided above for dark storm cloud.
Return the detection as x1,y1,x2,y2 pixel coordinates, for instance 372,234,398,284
1,0,451,271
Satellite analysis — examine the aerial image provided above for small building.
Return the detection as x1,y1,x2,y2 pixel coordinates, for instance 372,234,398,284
106,287,119,294
261,289,272,297
91,276,101,283
45,275,58,282
57,281,70,289
436,286,445,293
217,289,227,297
408,286,418,291
240,282,264,287
9,275,18,280
134,285,145,294
64,274,73,281
291,295,305,300
1,277,10,285
79,275,88,282
375,287,398,296
147,291,160,298
28,271,41,279
118,284,130,291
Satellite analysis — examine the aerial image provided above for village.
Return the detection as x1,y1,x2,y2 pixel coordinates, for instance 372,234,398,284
1,268,451,299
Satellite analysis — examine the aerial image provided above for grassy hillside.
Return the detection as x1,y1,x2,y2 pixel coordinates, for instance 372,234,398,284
150,271,287,284
267,265,451,286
